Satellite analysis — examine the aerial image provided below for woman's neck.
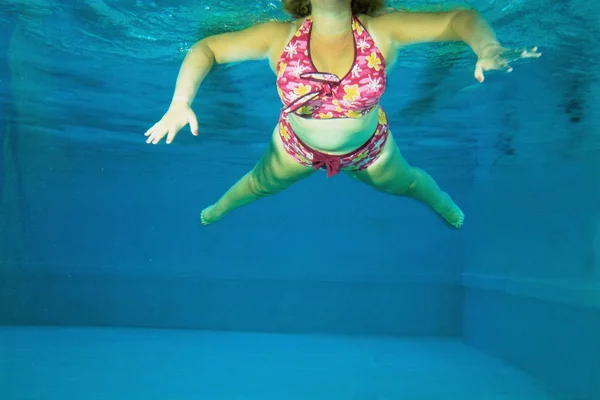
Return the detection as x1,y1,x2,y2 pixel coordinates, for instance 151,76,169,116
309,0,353,38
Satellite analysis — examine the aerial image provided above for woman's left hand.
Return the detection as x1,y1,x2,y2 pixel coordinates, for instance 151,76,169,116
474,45,541,83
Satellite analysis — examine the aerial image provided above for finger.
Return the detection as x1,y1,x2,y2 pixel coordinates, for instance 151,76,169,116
521,47,542,58
154,128,168,144
145,130,158,144
474,62,485,83
146,133,157,144
189,114,199,136
147,129,165,144
144,124,157,137
166,127,178,144
524,51,542,58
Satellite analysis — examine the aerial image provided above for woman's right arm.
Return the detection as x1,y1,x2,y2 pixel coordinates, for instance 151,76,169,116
172,21,288,106
145,21,288,144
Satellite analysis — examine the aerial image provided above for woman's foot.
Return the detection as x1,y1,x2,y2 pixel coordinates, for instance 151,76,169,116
434,192,465,228
200,204,225,225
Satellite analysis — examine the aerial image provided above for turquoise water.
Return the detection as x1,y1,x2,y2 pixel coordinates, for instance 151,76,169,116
0,1,599,399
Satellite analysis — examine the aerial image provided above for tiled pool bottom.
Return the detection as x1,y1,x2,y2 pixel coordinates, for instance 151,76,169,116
0,327,563,400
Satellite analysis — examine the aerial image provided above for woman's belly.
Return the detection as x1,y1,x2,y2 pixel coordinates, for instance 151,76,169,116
286,106,381,155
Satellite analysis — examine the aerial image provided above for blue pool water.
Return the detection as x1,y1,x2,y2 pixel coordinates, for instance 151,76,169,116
0,0,599,399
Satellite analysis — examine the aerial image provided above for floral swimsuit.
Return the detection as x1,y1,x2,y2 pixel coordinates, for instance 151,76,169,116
275,15,389,177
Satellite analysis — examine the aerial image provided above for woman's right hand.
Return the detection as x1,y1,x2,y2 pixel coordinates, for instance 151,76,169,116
144,102,199,144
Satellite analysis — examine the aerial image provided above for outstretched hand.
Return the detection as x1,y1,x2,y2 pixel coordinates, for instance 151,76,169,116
474,45,541,83
144,102,199,144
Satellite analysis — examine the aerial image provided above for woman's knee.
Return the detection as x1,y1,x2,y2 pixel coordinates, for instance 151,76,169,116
373,165,418,196
248,161,300,197
247,170,278,197
392,166,419,195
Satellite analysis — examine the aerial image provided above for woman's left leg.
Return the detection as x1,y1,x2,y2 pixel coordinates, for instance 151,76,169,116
346,131,464,228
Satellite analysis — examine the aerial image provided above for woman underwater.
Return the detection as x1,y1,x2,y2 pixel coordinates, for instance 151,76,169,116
144,0,541,228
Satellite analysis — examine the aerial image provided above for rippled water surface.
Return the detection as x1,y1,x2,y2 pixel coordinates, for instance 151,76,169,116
1,0,598,174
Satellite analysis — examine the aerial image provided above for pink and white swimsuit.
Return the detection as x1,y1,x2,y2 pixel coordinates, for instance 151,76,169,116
275,15,390,177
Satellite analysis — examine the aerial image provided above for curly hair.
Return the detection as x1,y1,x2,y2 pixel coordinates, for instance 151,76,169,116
282,0,386,18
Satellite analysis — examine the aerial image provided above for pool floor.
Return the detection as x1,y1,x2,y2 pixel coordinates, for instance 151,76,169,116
0,326,563,400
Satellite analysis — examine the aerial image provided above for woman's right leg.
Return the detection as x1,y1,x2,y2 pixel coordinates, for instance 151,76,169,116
201,125,315,225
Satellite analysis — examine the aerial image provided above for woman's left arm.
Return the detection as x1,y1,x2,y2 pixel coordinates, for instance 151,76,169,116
373,9,541,82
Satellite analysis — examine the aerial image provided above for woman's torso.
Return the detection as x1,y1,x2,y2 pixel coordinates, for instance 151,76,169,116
266,14,397,155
